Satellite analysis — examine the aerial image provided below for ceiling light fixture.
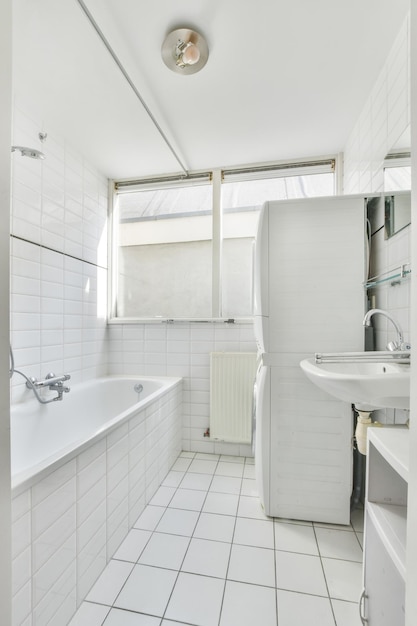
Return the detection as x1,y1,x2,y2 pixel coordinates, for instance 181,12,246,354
162,28,209,75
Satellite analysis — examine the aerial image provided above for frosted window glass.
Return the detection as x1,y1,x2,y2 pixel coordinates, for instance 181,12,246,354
220,172,334,318
116,183,212,318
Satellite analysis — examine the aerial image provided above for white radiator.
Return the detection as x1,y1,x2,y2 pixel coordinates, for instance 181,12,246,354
210,352,258,443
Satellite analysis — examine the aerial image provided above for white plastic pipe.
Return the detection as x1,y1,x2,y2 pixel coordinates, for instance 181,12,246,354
355,410,373,455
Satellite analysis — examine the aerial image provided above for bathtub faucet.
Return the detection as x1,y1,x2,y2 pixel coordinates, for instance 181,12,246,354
26,372,71,402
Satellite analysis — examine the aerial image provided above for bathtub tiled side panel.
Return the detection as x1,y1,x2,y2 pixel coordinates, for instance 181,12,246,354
106,424,130,560
76,439,107,604
31,460,77,625
11,379,183,625
128,411,147,528
11,490,32,625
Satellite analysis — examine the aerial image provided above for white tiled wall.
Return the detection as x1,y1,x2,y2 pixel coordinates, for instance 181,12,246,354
342,14,411,425
10,102,108,403
343,15,410,194
11,381,182,625
107,322,257,456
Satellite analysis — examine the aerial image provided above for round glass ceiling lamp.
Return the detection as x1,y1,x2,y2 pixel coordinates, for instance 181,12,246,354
161,28,209,75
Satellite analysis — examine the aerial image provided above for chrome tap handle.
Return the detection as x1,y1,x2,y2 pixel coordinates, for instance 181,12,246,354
36,373,71,387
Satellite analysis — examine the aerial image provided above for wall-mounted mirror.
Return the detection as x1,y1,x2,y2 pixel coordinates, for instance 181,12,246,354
383,125,411,238
384,192,411,238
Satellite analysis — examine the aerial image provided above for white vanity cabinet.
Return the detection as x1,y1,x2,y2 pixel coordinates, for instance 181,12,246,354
363,428,408,625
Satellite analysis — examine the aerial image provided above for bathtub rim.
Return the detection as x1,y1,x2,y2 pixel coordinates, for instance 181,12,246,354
11,374,182,496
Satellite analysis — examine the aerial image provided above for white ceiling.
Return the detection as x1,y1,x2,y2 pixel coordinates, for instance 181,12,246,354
13,0,409,180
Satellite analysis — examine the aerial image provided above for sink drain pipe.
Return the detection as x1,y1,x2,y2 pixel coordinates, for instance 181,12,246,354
355,409,381,455
355,411,373,455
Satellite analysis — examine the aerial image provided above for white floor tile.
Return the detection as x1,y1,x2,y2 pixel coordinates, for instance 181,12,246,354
332,599,363,626
112,529,152,562
68,601,110,625
195,452,220,461
276,551,328,597
156,507,199,536
203,492,239,516
165,572,225,626
277,589,335,626
149,486,176,507
180,472,213,491
219,455,244,464
220,580,277,626
188,459,218,474
350,507,364,533
193,512,236,543
322,557,363,602
170,457,193,472
103,608,161,625
215,461,244,478
209,475,242,494
138,532,190,570
168,488,207,511
161,471,185,488
240,478,258,496
228,544,275,587
315,527,363,561
237,495,269,520
133,505,165,531
233,517,274,549
274,521,319,555
114,564,177,616
182,538,231,578
161,621,191,626
86,560,134,605
243,465,255,479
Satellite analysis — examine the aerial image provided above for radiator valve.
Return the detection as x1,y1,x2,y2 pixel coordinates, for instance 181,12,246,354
204,428,210,437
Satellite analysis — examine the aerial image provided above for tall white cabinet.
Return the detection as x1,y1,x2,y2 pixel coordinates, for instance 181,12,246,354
363,428,408,624
254,195,367,524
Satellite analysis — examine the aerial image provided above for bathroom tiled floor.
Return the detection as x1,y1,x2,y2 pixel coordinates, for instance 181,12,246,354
69,452,364,626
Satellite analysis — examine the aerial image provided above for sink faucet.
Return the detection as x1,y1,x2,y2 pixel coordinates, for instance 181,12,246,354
363,308,410,351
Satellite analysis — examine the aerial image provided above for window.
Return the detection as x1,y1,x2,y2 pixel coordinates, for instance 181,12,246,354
110,160,335,321
383,152,411,191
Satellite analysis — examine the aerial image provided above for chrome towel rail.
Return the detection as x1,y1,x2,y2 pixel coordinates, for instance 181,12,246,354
315,351,410,364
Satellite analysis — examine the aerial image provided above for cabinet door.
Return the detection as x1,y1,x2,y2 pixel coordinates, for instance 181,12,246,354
364,513,405,625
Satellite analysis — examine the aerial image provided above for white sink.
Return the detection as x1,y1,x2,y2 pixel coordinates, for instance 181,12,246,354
300,356,410,410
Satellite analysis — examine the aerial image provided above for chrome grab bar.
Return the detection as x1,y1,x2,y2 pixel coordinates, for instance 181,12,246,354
315,351,410,364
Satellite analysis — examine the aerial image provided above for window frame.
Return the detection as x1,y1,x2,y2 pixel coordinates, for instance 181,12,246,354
108,157,336,323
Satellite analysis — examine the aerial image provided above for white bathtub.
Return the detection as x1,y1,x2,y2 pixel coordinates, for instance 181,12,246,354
11,375,179,489
11,375,182,625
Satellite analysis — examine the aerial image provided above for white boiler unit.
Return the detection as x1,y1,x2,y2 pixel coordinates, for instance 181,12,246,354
254,195,367,524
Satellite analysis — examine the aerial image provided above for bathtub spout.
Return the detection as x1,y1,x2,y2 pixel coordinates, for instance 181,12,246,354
48,382,71,401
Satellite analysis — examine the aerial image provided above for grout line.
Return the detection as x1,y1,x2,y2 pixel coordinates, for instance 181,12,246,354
311,523,338,626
